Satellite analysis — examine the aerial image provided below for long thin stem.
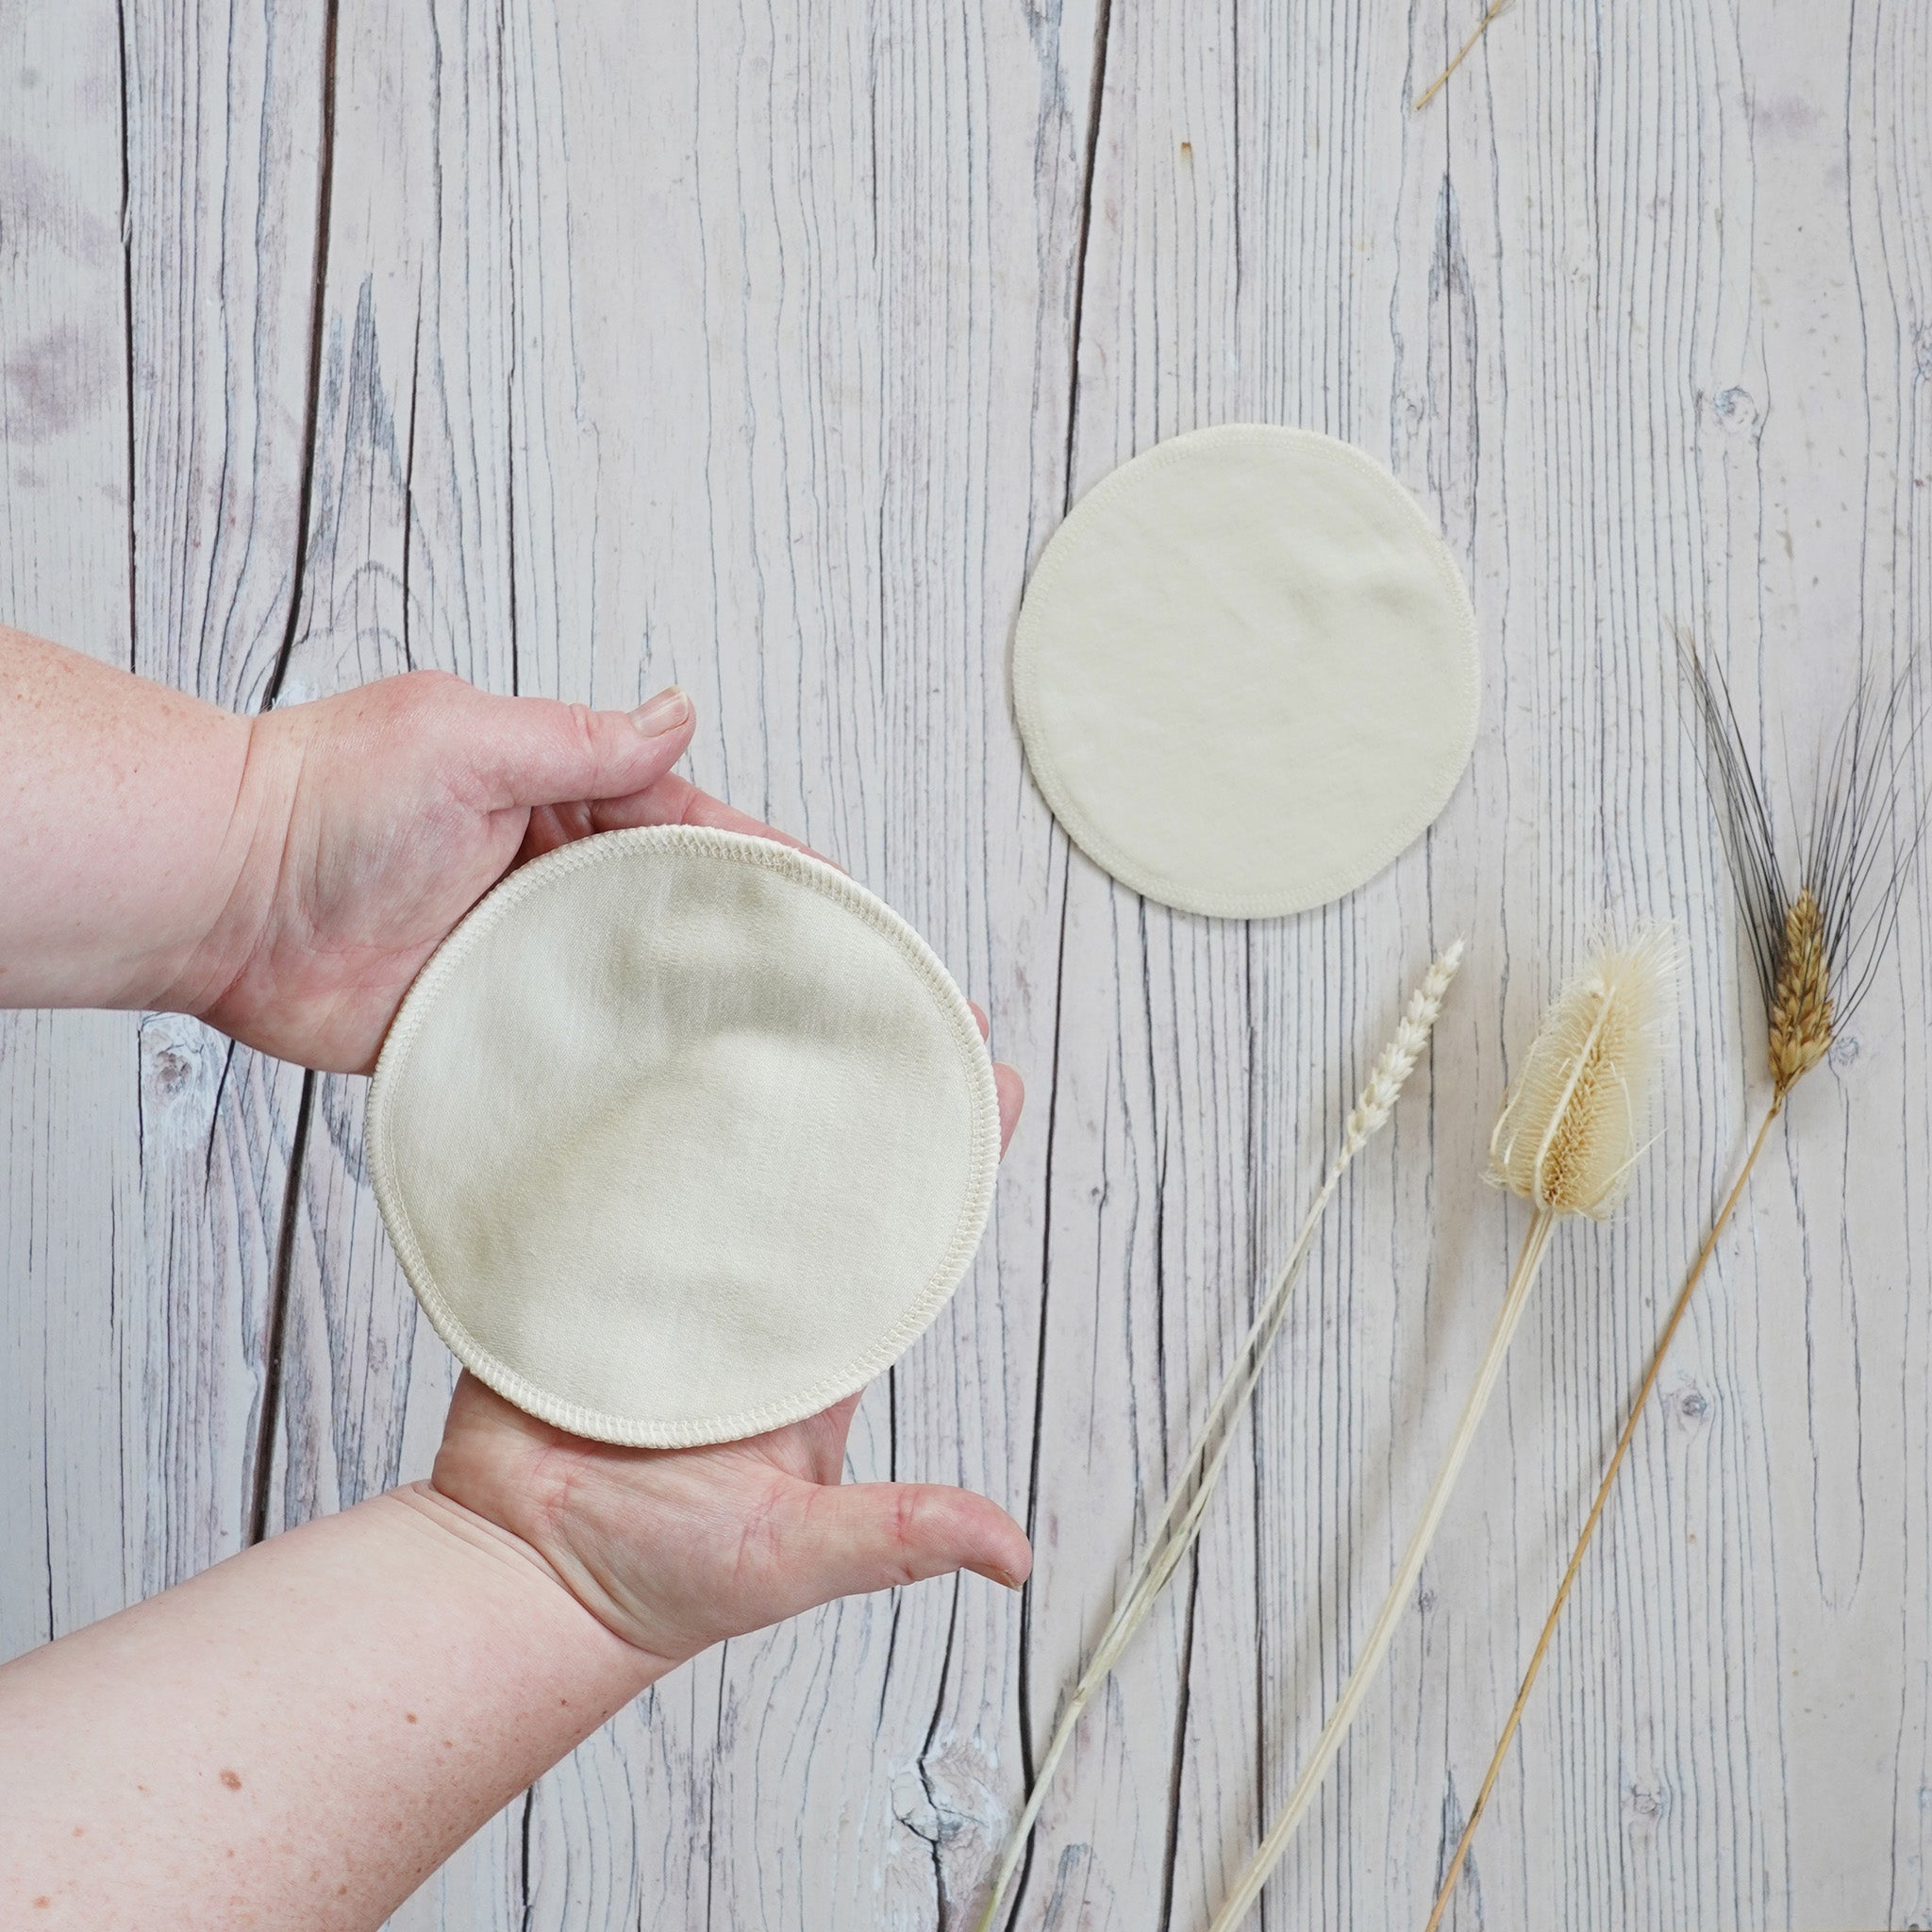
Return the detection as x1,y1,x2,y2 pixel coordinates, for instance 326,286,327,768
971,1166,1342,1932
1412,0,1513,112
1420,1096,1785,1932
1206,1209,1559,1931
976,945,1463,1932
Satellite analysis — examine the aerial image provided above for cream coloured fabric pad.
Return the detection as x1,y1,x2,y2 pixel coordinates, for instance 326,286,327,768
1013,425,1479,918
367,826,1001,1447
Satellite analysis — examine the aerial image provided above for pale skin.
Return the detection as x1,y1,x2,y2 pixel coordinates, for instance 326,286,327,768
0,625,1030,1927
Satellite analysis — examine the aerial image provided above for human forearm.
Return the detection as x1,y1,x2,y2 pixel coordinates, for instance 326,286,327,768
0,1484,662,1929
2,626,743,1072
0,626,289,1016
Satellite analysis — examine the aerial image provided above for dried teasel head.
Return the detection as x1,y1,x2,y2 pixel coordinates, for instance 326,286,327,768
1488,924,1677,1220
1680,642,1927,1101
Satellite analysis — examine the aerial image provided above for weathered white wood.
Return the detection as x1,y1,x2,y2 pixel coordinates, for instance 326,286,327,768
270,2,1098,1923
933,1,1932,1927
5,2,1932,1928
250,4,531,1920
0,3,144,1663
112,0,325,1620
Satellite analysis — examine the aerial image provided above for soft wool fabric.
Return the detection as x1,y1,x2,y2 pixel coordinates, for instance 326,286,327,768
1013,425,1480,918
366,826,1001,1447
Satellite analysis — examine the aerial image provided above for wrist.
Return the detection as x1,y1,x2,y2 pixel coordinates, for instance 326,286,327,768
428,1374,708,1668
388,1481,674,1690
0,632,290,1016
152,708,304,1027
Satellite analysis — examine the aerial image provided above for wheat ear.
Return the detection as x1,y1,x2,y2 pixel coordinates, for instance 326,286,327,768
1424,651,1924,1929
1204,926,1674,1932
971,941,1463,1932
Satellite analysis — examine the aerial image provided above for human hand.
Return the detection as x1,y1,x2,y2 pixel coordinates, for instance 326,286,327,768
183,669,774,1073
426,1023,1028,1668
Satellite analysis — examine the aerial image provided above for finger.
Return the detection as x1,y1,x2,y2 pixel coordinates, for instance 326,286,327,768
994,1063,1024,1154
578,771,845,871
463,684,697,811
965,1006,1022,1150
520,765,815,866
766,1479,1032,1616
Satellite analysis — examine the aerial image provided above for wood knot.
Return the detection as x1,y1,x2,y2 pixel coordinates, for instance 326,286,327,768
1622,1780,1670,1834
1673,1381,1710,1430
1708,385,1760,434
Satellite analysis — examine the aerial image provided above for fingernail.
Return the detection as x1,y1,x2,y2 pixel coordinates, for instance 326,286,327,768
632,687,691,736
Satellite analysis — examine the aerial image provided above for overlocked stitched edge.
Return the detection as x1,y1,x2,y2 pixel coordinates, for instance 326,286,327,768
364,824,1002,1447
1012,422,1481,918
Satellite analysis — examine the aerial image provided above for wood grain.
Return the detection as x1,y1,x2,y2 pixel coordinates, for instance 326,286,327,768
3,2,1930,1927
0,3,142,1673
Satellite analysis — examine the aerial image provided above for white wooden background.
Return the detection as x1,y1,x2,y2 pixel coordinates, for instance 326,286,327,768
3,3,1929,1927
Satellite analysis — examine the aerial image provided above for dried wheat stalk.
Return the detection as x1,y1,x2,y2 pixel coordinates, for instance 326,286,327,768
1412,0,1517,112
972,941,1463,1932
1205,925,1674,1932
1422,646,1925,1932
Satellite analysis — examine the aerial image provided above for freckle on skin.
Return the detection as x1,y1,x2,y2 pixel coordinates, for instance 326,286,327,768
219,1769,242,1791
72,1824,83,1836
33,1898,50,1909
406,1711,417,1723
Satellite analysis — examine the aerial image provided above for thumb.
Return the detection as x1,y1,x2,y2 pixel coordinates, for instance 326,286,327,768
462,685,695,809
762,1479,1032,1619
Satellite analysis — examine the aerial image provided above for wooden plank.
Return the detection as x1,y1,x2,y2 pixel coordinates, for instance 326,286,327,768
602,4,1093,1920
251,2,525,1920
1403,4,1931,1927
1013,4,1932,1931
1347,5,1780,1927
116,0,325,1604
260,8,1105,1924
1011,7,1429,1926
1711,7,1932,1928
0,3,143,1661
254,1,1099,1923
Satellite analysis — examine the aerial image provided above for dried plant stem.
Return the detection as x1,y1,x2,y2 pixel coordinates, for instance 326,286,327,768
1206,1208,1560,1932
974,944,1463,1932
1420,1097,1785,1932
970,1191,1324,1932
1412,0,1513,112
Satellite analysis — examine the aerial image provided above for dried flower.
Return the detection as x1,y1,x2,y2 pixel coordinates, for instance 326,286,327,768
1487,924,1676,1218
973,942,1463,1932
1205,926,1673,1932
1423,647,1925,1932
